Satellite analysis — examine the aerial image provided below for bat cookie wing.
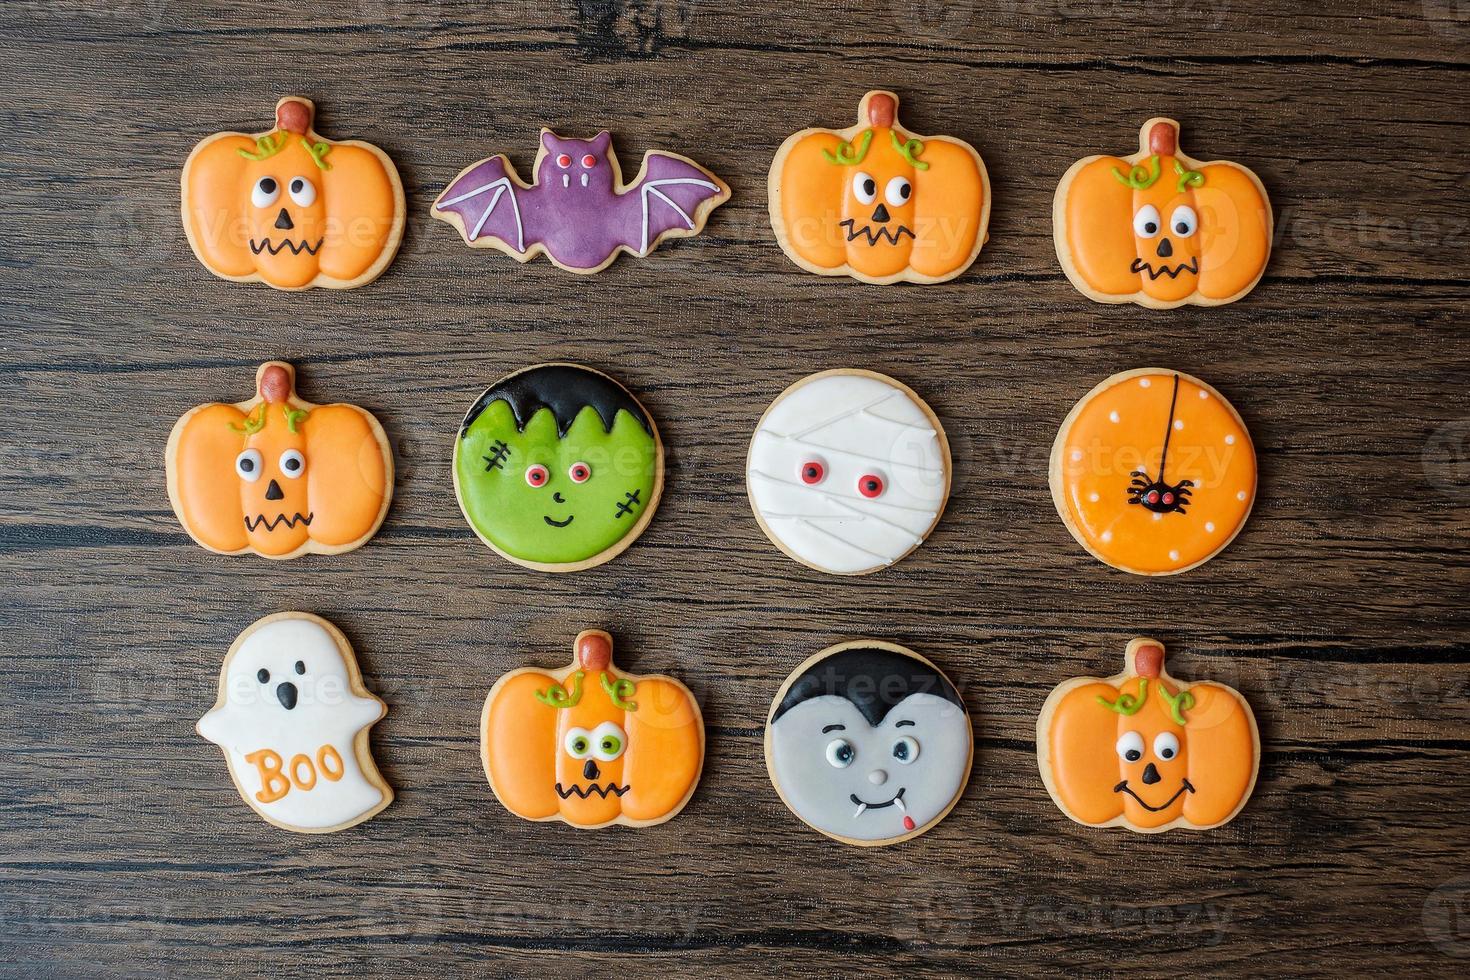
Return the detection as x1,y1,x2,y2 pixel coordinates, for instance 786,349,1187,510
432,156,528,254
631,152,729,256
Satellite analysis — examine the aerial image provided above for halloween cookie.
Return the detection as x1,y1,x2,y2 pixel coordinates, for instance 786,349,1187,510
1050,369,1255,576
481,630,704,829
453,364,663,572
197,613,392,833
1053,118,1272,308
747,369,950,575
766,640,972,846
431,129,729,274
181,97,406,290
166,362,393,560
768,90,990,284
1037,637,1259,833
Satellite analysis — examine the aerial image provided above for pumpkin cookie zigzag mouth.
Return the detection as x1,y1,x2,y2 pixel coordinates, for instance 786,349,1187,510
554,781,629,800
1113,778,1195,812
839,219,916,247
1130,257,1199,281
250,237,325,257
244,512,314,532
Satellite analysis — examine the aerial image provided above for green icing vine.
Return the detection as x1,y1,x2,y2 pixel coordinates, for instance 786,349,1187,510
600,673,638,711
1096,678,1148,716
1159,685,1196,725
236,132,287,162
301,138,333,171
1173,159,1204,193
821,129,873,166
889,129,930,171
283,406,309,433
535,670,584,708
229,403,268,435
1111,154,1161,190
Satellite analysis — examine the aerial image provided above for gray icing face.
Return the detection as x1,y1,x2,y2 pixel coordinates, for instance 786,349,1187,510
769,692,970,842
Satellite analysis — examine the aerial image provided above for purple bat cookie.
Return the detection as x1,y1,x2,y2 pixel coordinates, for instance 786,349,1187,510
432,130,730,274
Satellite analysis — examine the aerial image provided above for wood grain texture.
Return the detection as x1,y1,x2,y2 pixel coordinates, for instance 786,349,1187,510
2,0,1468,976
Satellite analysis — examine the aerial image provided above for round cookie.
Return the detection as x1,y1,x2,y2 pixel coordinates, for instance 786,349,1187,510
746,369,951,575
1049,369,1255,575
452,363,663,572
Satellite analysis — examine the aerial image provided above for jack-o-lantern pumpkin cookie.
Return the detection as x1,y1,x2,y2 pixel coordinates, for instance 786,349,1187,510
1053,118,1272,308
481,630,704,829
182,97,406,290
197,612,393,833
452,364,663,572
769,91,990,284
1050,369,1255,575
765,641,972,846
1037,637,1259,833
166,362,393,560
747,369,951,575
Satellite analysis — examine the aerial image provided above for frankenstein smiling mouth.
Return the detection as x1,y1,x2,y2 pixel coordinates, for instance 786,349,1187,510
1114,778,1196,812
244,512,313,532
543,514,574,528
839,219,916,246
1130,257,1199,280
850,787,906,818
555,781,628,799
250,237,324,256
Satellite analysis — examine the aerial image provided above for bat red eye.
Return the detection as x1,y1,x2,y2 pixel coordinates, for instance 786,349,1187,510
799,460,826,485
556,154,572,169
858,474,885,498
568,462,591,484
525,465,549,488
581,154,597,168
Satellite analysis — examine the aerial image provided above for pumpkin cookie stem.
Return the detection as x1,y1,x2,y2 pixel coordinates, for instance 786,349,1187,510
1148,120,1178,156
258,363,293,404
866,91,896,128
276,97,314,135
576,630,613,671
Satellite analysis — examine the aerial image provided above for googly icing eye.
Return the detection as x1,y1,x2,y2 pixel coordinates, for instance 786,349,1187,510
581,154,597,168
590,721,627,762
564,727,592,758
885,176,912,207
525,464,549,488
852,171,877,205
857,473,885,499
799,459,826,485
235,448,263,482
250,177,280,208
1170,205,1199,238
287,176,316,207
1116,731,1145,763
278,449,306,479
891,735,919,765
1133,204,1162,238
1153,731,1181,761
556,153,572,169
825,738,855,768
568,461,591,484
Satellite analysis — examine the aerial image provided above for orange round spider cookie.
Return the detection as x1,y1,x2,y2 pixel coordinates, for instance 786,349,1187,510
1049,369,1255,575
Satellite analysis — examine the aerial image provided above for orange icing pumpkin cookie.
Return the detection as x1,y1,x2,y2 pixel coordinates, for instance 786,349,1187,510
1049,369,1255,575
165,362,393,559
181,97,406,290
1037,637,1259,833
768,91,990,284
481,630,704,830
1053,118,1271,308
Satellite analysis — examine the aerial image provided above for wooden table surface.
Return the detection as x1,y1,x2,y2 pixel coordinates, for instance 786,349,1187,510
3,1,1468,976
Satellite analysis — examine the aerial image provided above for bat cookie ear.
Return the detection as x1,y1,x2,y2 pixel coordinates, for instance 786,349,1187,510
540,129,560,153
590,131,612,153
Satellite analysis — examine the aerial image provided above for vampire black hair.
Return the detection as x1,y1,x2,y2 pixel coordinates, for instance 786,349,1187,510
770,647,963,727
459,365,652,439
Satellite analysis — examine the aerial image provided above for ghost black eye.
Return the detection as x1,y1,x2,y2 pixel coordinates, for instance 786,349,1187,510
294,660,305,675
257,668,270,684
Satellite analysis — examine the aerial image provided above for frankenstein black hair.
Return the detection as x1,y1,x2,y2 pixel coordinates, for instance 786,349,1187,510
459,364,652,439
770,647,963,727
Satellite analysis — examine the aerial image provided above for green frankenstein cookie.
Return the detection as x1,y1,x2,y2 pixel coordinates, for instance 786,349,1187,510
453,364,662,571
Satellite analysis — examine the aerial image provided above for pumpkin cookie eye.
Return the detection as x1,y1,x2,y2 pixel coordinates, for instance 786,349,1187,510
852,171,878,205
857,473,885,499
278,449,306,479
825,738,855,768
287,176,316,207
590,721,627,762
1153,732,1180,761
563,727,592,758
235,448,263,482
250,177,280,209
885,176,912,207
799,459,826,485
525,464,549,488
891,735,920,765
555,153,572,169
1115,731,1145,763
1132,204,1162,238
568,461,592,484
1170,205,1198,238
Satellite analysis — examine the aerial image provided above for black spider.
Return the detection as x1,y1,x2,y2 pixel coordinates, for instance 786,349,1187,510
1125,374,1196,516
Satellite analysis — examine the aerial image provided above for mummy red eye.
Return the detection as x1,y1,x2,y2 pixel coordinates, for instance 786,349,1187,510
799,460,826,485
581,154,597,168
568,462,591,483
525,465,549,487
556,154,572,169
857,474,885,498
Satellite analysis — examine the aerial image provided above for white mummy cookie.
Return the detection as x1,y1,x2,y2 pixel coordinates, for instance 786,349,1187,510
197,612,392,833
746,370,951,575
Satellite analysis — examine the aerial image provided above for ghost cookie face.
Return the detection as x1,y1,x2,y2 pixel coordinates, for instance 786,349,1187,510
453,364,663,572
765,641,972,846
196,613,392,833
747,370,951,575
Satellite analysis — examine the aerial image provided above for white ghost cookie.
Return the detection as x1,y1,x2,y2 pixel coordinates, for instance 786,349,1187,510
746,369,951,575
197,612,392,833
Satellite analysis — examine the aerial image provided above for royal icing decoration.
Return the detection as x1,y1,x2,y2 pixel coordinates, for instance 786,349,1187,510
1037,637,1259,833
481,630,704,829
1053,118,1272,308
431,129,729,274
166,362,393,559
765,641,972,846
197,613,392,833
453,364,663,572
768,90,990,284
181,97,406,290
747,370,950,575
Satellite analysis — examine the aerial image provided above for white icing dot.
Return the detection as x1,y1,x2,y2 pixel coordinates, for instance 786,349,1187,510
1224,434,1236,445
1237,491,1247,501
1101,530,1113,542
1199,390,1209,399
1109,410,1120,424
1139,378,1152,388
1088,492,1100,502
1173,419,1184,431
1169,550,1180,562
1205,521,1216,533
1153,512,1163,522
1071,449,1083,461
